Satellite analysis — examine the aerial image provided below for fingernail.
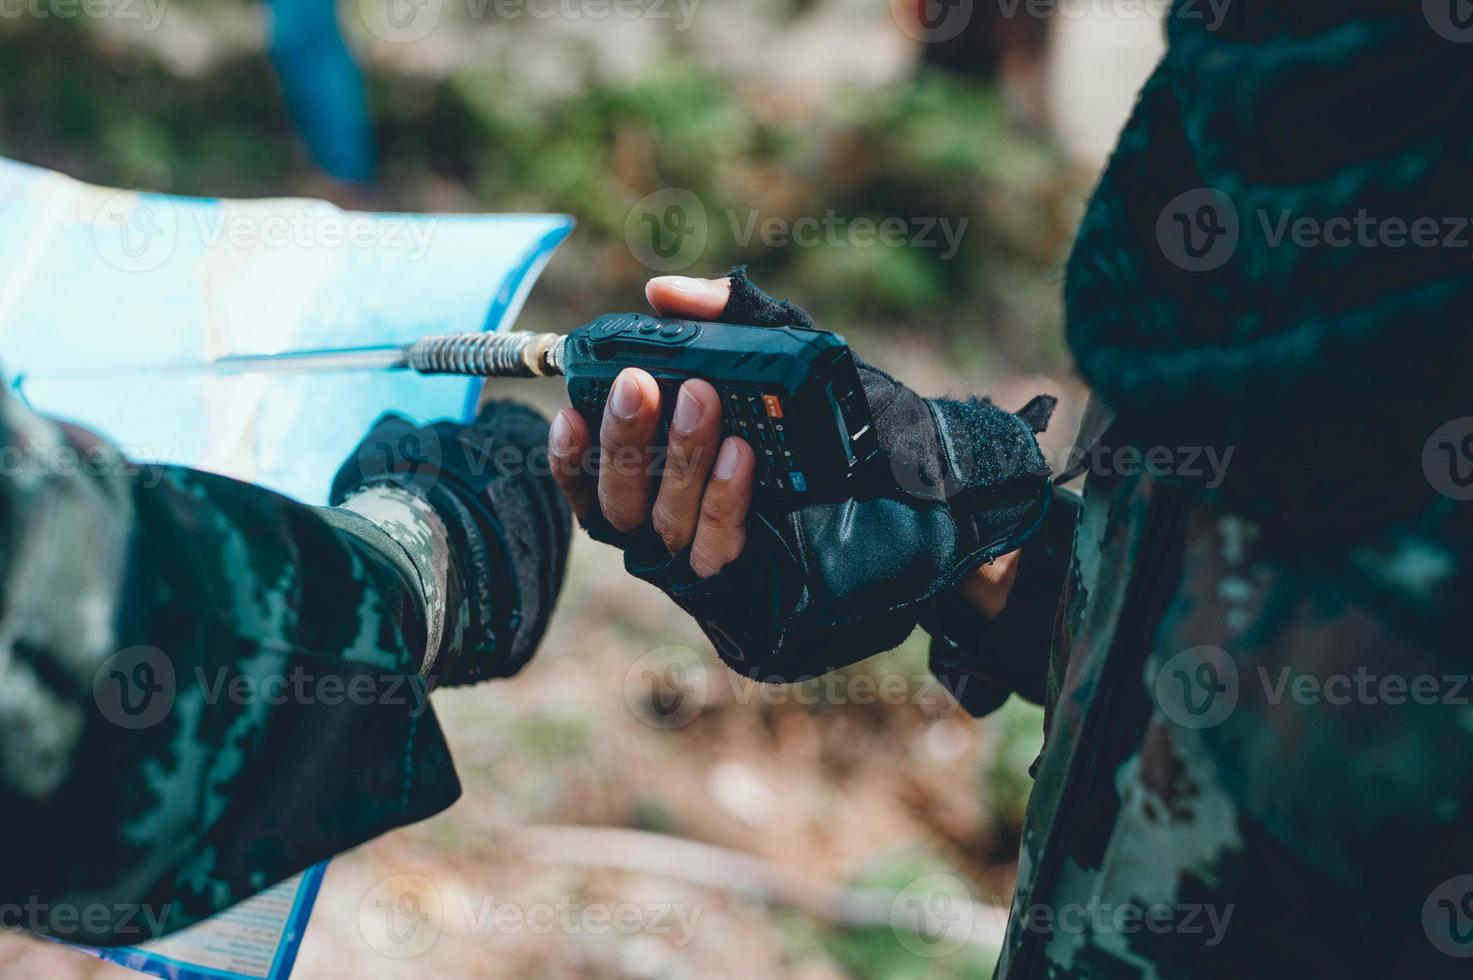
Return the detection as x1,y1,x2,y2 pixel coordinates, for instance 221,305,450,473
610,372,643,421
550,410,572,452
661,276,705,293
714,439,741,480
672,386,703,435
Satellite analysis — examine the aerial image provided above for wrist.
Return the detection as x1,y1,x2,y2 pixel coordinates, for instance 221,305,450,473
958,549,1022,619
331,404,572,687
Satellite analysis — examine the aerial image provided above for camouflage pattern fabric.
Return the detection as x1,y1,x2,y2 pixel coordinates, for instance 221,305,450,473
984,5,1473,976
0,384,496,946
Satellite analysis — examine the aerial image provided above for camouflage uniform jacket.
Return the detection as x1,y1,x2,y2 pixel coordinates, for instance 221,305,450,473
0,386,500,945
979,6,1473,977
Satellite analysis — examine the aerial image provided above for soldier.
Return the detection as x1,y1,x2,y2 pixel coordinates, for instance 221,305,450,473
0,392,570,945
553,8,1473,975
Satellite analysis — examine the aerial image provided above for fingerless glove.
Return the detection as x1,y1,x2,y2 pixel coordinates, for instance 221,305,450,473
583,269,1055,680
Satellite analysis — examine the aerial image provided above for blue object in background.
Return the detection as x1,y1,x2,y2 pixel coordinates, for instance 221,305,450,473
267,0,375,183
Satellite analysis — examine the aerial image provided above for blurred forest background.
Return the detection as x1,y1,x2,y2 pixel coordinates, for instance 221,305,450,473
0,1,1161,977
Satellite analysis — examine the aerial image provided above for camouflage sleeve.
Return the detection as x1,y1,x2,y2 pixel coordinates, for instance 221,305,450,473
0,385,474,946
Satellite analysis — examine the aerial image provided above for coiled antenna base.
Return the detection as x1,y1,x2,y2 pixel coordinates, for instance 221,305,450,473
405,331,566,378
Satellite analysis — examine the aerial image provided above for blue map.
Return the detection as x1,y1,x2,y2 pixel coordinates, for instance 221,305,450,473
0,157,572,503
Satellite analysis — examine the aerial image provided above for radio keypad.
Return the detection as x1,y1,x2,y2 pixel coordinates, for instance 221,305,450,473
723,388,806,493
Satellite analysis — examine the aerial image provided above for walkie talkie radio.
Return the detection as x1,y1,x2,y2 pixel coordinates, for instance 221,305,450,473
176,313,885,508
561,314,881,505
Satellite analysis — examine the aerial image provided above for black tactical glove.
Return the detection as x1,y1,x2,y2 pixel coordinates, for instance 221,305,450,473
583,269,1055,680
332,400,571,686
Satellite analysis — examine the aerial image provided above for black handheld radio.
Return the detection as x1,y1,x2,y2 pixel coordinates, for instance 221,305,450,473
561,313,882,506
194,314,886,509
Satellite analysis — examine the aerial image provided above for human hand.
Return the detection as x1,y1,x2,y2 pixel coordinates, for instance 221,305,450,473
546,268,1053,679
547,275,755,579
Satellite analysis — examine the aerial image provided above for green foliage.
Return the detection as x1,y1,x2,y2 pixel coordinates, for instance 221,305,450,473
983,696,1047,832
819,851,999,980
516,708,592,760
0,18,1071,374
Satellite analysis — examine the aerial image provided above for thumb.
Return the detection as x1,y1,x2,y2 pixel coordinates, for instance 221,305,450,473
645,276,732,321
